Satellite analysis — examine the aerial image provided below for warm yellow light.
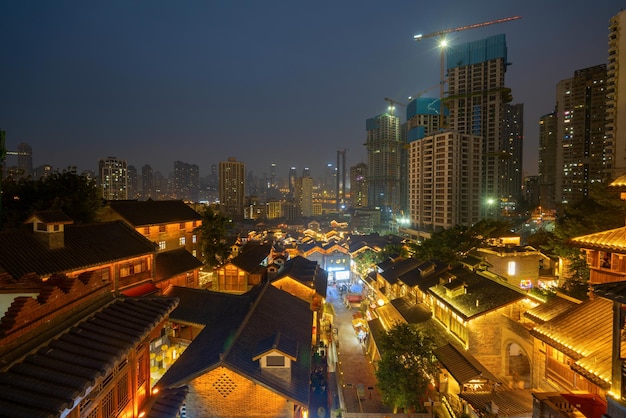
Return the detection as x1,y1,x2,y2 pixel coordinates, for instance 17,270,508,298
138,413,146,418
152,388,159,395
377,299,385,307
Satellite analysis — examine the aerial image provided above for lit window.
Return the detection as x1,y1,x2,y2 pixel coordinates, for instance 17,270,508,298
158,241,166,250
508,261,516,276
192,234,197,243
179,237,186,246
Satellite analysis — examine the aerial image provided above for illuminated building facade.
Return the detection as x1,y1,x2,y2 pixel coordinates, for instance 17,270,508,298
445,34,510,215
219,157,246,218
555,65,607,204
98,156,128,200
349,162,368,208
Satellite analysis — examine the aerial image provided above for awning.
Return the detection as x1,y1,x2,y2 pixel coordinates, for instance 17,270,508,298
561,393,607,418
121,282,159,297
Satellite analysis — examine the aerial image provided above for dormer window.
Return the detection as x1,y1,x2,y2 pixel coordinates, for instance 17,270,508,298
265,355,285,367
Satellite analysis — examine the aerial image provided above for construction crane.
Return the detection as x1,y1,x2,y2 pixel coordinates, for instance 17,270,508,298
407,82,441,100
413,16,522,127
384,97,406,117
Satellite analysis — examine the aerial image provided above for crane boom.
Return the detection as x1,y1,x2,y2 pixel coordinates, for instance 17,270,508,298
414,16,521,40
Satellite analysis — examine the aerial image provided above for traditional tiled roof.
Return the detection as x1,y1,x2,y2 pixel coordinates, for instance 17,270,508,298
530,297,614,388
107,199,202,226
145,386,189,418
434,343,499,384
24,210,74,225
397,260,449,288
273,256,328,298
0,221,157,279
569,226,626,251
155,248,203,280
428,266,526,321
593,280,626,303
0,296,179,418
230,243,272,273
459,390,533,417
380,258,423,285
389,297,432,324
523,295,580,325
157,284,312,407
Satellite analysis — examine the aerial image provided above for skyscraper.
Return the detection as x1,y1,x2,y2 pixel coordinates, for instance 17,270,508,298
501,103,524,205
142,164,154,200
219,157,246,218
365,112,402,217
555,65,607,204
296,174,313,217
173,161,200,202
607,10,626,178
445,34,511,214
538,111,558,210
408,131,482,232
349,163,368,209
98,157,128,200
127,165,138,199
336,149,347,211
288,167,297,197
16,143,32,178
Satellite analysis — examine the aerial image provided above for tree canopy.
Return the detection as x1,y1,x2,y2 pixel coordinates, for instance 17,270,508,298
194,206,232,268
1,168,104,229
374,323,438,413
410,219,513,266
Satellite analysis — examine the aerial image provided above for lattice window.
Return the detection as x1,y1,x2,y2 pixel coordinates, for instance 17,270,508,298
117,371,130,410
102,388,115,418
212,373,237,398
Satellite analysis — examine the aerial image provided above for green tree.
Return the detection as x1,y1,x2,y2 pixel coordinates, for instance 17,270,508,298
410,220,513,266
195,206,232,268
375,323,438,413
1,168,104,229
352,248,380,278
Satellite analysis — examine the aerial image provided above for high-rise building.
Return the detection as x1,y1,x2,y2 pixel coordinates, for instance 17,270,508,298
538,111,558,210
16,143,32,178
127,165,138,199
288,167,297,197
219,157,246,218
555,65,607,204
173,161,200,202
349,163,368,208
336,149,347,211
296,175,314,217
142,164,154,200
445,34,511,214
405,97,442,215
365,113,402,216
408,131,482,232
501,103,524,205
607,10,626,178
98,157,128,200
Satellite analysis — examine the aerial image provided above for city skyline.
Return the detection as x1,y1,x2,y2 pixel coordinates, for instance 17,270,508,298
0,1,622,178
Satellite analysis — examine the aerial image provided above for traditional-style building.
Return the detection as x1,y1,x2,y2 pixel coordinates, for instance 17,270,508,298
215,243,272,292
158,283,313,417
100,199,203,258
0,210,158,296
298,241,351,282
0,270,179,417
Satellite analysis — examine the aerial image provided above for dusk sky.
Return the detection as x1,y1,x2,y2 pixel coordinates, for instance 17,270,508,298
1,1,623,181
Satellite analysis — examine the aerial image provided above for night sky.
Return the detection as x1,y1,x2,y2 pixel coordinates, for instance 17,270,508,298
1,1,622,181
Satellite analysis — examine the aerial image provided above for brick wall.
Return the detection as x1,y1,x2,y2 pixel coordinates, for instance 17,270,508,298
185,366,296,417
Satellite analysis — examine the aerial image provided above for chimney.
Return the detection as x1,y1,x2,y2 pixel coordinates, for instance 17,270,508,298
24,210,74,250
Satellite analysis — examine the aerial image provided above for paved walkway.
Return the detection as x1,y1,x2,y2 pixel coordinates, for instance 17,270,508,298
326,283,392,416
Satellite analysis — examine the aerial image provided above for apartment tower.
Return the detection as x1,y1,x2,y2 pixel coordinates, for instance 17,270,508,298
445,34,512,216
409,131,482,232
99,157,128,200
365,112,402,217
555,65,607,204
219,157,246,218
607,10,626,178
538,111,558,210
349,163,368,209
